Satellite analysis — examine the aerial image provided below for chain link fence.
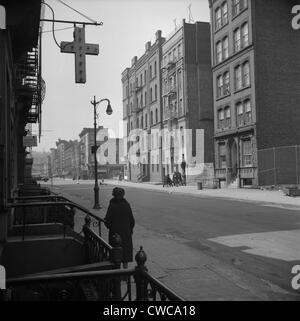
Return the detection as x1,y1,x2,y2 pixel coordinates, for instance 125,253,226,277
257,145,300,186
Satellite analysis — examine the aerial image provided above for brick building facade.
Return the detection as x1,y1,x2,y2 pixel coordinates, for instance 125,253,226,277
122,22,214,183
209,0,300,187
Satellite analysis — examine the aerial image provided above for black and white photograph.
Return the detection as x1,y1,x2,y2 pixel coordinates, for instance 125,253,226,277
0,0,300,310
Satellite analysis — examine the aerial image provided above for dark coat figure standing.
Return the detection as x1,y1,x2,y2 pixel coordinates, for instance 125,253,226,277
104,187,135,268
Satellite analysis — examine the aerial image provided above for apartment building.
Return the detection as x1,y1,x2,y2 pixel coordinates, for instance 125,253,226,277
161,20,214,183
122,22,214,183
209,0,300,187
122,30,165,182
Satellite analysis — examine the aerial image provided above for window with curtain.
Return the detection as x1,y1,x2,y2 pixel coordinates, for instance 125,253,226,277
224,71,230,95
217,75,224,97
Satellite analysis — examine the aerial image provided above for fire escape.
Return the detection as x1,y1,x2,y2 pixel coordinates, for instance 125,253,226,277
15,46,45,139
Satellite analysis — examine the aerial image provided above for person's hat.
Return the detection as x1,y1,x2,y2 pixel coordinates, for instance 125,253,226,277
112,187,125,197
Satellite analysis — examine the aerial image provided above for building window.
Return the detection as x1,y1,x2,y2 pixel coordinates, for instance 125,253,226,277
140,94,143,108
225,106,231,128
223,36,229,59
216,41,222,63
243,61,250,87
150,87,153,102
150,65,152,78
244,99,252,124
217,75,224,98
224,72,230,95
219,143,226,168
215,7,222,30
178,44,181,57
234,28,241,52
155,84,157,100
145,92,147,106
154,61,157,75
218,109,225,129
242,138,252,166
141,115,143,128
241,22,249,47
233,0,248,16
235,65,242,90
222,2,228,25
236,102,243,126
145,114,148,128
152,156,154,172
233,0,248,17
156,155,159,171
155,108,158,123
151,111,153,125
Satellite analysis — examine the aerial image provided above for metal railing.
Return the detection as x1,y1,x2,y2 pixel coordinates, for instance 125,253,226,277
3,247,184,301
9,194,105,239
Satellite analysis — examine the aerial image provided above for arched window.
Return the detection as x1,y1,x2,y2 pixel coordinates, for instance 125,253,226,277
155,108,158,123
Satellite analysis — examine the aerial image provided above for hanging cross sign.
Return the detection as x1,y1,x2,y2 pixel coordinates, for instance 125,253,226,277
60,26,99,83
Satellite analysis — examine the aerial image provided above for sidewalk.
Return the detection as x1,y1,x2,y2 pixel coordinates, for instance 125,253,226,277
99,179,300,209
52,180,299,300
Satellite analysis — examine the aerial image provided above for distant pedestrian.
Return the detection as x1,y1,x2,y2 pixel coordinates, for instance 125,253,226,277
104,187,135,268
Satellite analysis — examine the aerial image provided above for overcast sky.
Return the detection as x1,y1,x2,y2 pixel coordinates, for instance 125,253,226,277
34,0,210,152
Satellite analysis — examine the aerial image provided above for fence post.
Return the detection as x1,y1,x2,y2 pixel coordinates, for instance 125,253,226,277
111,233,122,268
134,246,148,301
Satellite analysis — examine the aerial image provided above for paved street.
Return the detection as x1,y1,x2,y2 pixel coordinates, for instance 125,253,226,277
47,179,300,300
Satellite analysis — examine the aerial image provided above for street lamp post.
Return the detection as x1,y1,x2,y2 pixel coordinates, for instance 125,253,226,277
90,95,112,209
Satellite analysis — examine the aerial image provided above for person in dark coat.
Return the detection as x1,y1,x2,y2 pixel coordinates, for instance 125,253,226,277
104,187,135,268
